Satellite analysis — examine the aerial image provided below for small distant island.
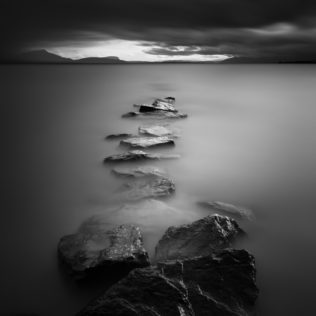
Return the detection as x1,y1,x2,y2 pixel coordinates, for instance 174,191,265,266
3,50,316,64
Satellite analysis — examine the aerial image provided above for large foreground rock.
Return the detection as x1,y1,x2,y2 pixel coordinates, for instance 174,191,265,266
77,249,258,316
118,176,175,201
58,222,149,279
120,136,175,148
199,201,255,221
112,166,167,178
104,150,180,163
155,214,244,261
122,111,188,119
138,125,173,137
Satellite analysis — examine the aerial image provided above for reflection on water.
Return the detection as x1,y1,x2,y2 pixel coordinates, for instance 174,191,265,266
2,64,316,316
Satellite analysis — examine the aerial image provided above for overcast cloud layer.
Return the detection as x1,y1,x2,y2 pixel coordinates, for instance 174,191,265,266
1,0,316,61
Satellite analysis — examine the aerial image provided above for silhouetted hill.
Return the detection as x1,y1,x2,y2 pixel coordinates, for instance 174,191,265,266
5,50,126,64
74,56,126,64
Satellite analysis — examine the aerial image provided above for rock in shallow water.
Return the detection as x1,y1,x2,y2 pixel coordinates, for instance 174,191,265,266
77,249,258,316
198,201,255,221
107,199,190,233
122,111,188,119
104,150,180,163
105,133,135,140
119,176,175,201
155,214,244,261
120,136,175,148
138,125,174,137
134,98,178,113
58,223,149,279
112,166,167,178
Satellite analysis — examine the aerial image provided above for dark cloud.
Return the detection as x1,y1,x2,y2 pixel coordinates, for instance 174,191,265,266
1,0,316,61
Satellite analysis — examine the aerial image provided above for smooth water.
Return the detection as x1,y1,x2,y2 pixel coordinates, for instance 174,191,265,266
2,64,316,316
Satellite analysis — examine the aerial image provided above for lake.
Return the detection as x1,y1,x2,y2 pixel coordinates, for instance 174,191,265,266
2,64,316,315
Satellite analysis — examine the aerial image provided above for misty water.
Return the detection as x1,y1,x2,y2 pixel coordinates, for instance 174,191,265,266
2,64,316,316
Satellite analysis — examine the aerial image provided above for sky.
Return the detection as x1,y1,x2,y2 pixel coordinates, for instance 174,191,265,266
1,0,316,62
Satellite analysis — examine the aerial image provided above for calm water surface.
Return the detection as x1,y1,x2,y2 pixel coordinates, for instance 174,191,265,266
2,64,316,315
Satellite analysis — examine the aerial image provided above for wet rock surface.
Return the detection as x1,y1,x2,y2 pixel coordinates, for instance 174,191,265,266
155,214,244,261
58,222,149,279
77,249,258,316
118,176,175,201
138,125,173,137
199,201,255,221
112,166,167,178
120,136,175,148
104,150,180,162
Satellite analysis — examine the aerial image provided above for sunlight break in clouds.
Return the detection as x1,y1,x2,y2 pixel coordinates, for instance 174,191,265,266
47,39,231,62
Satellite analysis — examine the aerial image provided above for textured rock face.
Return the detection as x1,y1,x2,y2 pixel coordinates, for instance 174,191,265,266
199,201,255,221
77,249,258,316
155,214,244,261
58,223,149,278
119,176,175,201
104,150,180,162
112,166,167,178
139,125,173,137
120,136,175,148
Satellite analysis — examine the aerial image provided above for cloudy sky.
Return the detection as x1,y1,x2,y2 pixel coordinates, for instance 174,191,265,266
1,0,316,62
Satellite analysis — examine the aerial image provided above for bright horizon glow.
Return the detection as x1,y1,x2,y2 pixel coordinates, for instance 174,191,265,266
47,39,232,62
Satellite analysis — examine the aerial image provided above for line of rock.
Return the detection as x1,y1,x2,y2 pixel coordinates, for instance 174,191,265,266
57,96,259,316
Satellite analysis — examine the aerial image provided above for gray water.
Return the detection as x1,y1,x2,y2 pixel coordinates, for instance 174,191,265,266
2,64,316,316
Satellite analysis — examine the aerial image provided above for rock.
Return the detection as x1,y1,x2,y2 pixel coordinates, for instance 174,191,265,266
122,111,139,118
120,136,175,148
112,166,167,178
199,201,255,221
104,150,180,163
139,125,173,137
58,222,149,279
165,96,176,103
118,176,175,201
134,98,178,113
77,267,193,316
158,249,259,315
122,111,188,119
155,214,244,261
106,133,134,140
77,249,258,316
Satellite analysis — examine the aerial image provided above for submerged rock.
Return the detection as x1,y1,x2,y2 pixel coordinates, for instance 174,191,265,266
199,201,255,221
138,125,173,137
155,214,244,261
119,176,175,201
107,199,190,233
120,136,175,148
77,249,258,316
104,150,180,163
112,166,167,178
105,133,134,140
58,223,149,279
122,111,188,119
